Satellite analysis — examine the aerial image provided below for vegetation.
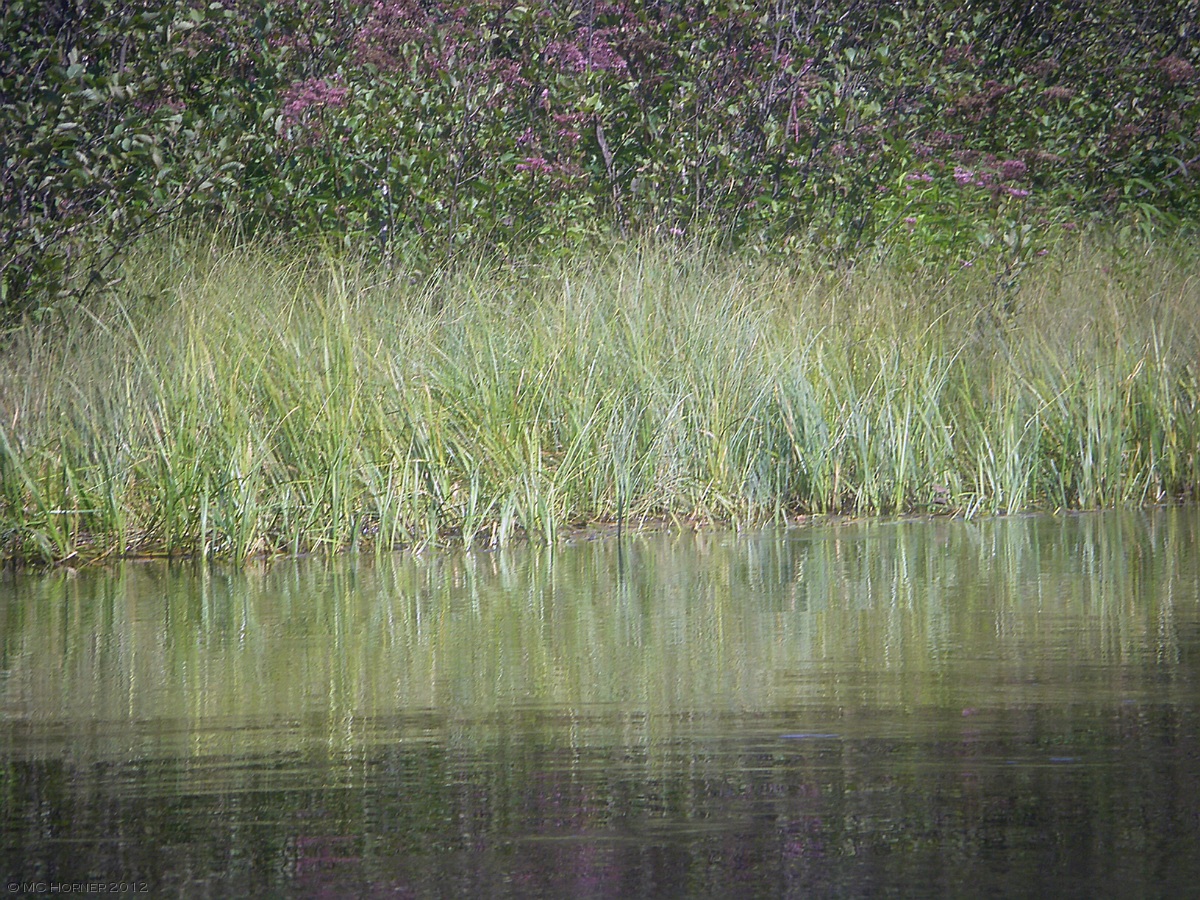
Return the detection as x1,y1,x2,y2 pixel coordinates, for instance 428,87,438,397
1,1,1198,563
0,233,1196,563
2,1,1198,318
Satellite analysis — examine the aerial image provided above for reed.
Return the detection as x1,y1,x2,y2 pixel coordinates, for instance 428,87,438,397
1,233,1197,563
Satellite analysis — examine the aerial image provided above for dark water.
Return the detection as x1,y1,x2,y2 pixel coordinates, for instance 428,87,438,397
2,510,1199,897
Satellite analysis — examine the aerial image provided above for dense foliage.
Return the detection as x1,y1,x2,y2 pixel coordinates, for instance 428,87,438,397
1,236,1197,563
3,0,1198,316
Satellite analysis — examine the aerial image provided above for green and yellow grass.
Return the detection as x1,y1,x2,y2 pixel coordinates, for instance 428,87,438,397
1,233,1197,563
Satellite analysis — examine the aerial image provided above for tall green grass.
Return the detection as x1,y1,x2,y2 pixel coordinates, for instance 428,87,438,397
1,234,1197,563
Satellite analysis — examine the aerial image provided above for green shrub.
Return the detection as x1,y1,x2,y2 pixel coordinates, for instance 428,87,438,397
2,1,1197,319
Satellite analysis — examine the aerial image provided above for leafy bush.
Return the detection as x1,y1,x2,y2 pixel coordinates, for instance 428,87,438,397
0,0,348,318
3,0,1198,318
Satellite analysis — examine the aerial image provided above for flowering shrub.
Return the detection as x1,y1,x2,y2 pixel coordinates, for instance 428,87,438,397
2,0,1198,316
0,0,347,316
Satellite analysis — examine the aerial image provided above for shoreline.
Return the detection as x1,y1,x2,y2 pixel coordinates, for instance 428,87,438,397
12,502,1191,572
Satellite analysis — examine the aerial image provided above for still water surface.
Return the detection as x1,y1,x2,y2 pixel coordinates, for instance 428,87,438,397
3,510,1199,896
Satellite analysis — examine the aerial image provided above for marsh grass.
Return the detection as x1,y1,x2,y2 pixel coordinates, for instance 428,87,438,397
1,233,1197,564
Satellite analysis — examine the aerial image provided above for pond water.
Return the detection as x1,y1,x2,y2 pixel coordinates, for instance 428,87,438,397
2,509,1199,897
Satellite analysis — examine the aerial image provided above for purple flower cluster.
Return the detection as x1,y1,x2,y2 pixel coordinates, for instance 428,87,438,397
516,156,553,175
484,60,532,99
999,159,1027,180
949,80,1016,123
280,77,349,137
945,158,1030,200
904,171,934,191
1157,54,1197,85
927,130,964,148
354,0,431,71
545,29,627,74
1024,58,1060,79
943,43,980,67
553,111,586,148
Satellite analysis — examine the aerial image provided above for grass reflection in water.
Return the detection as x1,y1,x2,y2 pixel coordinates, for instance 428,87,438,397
1,508,1199,895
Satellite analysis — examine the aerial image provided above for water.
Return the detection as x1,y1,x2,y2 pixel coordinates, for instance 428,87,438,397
2,510,1199,896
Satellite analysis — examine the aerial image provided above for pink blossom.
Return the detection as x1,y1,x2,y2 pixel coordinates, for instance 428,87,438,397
484,59,531,92
280,77,349,127
516,156,552,174
1157,54,1196,85
545,40,586,72
279,77,350,144
545,29,627,74
999,159,1028,179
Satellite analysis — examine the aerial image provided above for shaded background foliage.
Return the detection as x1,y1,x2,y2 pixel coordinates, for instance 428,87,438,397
2,0,1198,317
